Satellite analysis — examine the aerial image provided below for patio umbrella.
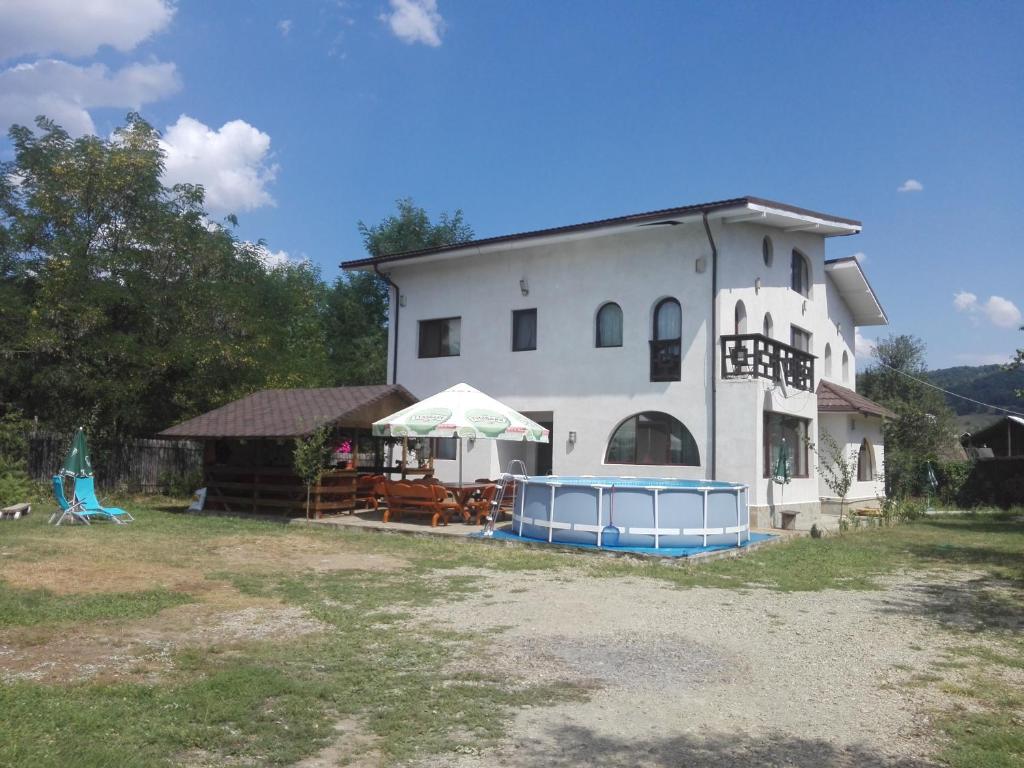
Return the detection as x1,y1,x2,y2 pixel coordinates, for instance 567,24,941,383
61,427,94,478
372,382,550,484
771,438,791,486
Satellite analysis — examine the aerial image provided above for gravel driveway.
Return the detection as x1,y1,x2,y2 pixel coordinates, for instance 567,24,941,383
411,569,956,768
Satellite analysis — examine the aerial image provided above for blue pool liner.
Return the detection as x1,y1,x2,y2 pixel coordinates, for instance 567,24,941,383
473,528,776,558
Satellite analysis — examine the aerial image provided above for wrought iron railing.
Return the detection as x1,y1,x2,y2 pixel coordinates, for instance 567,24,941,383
650,338,681,381
720,334,815,392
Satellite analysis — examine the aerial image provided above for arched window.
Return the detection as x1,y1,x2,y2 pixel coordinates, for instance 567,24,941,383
734,300,747,334
857,438,875,481
824,343,833,376
651,298,681,381
762,236,774,267
595,302,623,348
606,411,700,466
763,312,773,338
791,249,810,297
842,351,850,383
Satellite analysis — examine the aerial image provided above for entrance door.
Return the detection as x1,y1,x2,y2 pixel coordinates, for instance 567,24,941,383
534,421,553,475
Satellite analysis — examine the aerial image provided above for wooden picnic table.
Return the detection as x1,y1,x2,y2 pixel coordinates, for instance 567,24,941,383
442,482,491,508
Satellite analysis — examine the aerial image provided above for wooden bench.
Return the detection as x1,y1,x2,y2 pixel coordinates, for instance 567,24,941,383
1,503,30,520
355,474,386,511
382,480,461,526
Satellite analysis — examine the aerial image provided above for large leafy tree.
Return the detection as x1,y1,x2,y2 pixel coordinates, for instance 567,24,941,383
859,334,957,495
325,198,473,383
0,114,330,439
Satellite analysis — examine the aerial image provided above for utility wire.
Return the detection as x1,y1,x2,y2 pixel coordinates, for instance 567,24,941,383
871,360,1024,419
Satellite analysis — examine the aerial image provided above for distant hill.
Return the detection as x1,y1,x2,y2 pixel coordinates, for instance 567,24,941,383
926,364,1024,416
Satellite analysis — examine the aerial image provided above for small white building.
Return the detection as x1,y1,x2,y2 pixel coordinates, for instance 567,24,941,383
343,196,892,530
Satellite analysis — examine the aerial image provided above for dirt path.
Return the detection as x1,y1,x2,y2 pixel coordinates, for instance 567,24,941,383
410,570,957,768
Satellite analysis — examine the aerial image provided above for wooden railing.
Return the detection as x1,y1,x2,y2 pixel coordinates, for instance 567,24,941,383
720,334,815,392
202,465,358,518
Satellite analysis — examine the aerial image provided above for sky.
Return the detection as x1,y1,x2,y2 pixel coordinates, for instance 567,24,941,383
1,0,1022,370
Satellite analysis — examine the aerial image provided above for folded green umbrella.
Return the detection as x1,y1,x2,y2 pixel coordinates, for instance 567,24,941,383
61,427,94,478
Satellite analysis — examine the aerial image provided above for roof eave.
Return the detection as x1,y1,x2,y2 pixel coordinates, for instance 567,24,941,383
342,196,862,271
824,257,889,326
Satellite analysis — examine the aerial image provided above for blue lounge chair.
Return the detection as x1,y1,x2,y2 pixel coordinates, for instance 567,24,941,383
49,475,96,526
73,476,134,524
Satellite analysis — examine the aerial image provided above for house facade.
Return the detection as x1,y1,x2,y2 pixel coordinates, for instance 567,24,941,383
343,196,891,530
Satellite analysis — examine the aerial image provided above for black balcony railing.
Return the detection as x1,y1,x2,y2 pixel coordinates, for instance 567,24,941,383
650,338,681,381
720,333,815,392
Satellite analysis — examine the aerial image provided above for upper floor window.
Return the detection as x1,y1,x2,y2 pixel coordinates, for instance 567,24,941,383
791,249,810,297
606,411,700,466
762,236,774,267
650,298,681,381
419,317,461,358
763,312,774,338
824,343,833,376
596,302,623,347
734,300,747,335
790,325,811,354
857,438,875,481
842,351,850,382
512,309,537,351
763,412,809,478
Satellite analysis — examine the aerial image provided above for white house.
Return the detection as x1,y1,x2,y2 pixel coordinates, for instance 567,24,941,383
343,196,893,530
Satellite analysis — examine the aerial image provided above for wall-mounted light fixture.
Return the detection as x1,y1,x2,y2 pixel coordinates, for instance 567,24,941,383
754,277,762,294
519,279,529,296
399,294,407,307
849,417,856,432
695,257,707,274
568,431,577,445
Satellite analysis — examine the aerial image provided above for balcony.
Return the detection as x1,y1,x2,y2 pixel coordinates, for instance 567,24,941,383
720,334,815,392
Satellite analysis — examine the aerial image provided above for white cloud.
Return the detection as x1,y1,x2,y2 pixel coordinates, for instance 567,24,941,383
953,291,1022,329
278,19,292,37
0,59,180,136
898,178,923,193
983,295,1022,328
380,0,444,47
855,330,876,357
953,291,978,312
160,115,278,215
0,0,174,62
252,244,292,269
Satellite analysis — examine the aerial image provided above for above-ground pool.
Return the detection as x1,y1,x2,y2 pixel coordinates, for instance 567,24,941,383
507,475,749,549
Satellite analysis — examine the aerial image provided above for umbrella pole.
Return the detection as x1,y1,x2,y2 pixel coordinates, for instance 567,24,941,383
401,436,408,480
459,437,463,489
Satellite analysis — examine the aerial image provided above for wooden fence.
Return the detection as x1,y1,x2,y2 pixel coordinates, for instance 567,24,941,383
28,434,203,492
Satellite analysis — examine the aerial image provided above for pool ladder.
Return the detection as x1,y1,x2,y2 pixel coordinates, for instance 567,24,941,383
482,460,527,537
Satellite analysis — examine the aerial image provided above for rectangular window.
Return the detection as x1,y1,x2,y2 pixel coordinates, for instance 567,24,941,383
763,412,810,478
418,317,461,358
431,437,458,461
512,309,537,351
790,326,811,353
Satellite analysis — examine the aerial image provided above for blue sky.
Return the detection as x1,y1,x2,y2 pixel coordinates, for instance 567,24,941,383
1,1,1021,369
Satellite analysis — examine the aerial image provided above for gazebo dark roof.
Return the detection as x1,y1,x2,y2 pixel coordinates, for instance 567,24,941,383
816,380,896,419
159,385,417,439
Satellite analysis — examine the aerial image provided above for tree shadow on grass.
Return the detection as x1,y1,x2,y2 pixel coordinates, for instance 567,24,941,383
878,574,1024,632
493,725,933,768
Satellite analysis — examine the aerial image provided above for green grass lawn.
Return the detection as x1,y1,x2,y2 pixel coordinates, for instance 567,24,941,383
0,497,1021,767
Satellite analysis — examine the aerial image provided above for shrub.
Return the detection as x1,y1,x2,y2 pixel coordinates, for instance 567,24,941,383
0,411,32,506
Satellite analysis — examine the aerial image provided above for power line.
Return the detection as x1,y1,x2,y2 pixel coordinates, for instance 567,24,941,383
872,360,1024,419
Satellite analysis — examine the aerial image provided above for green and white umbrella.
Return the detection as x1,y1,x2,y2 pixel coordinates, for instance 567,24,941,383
372,383,550,443
771,438,792,485
61,427,94,478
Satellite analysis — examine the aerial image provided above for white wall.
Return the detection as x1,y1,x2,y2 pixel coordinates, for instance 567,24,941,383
817,412,886,504
379,217,872,494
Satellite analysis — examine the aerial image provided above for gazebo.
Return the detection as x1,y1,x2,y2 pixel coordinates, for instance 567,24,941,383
159,385,417,517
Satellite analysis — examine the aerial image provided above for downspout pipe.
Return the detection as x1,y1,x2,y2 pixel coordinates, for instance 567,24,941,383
373,263,400,385
702,212,718,481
